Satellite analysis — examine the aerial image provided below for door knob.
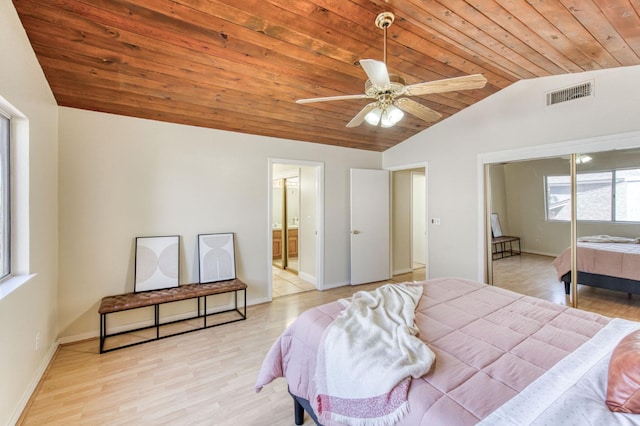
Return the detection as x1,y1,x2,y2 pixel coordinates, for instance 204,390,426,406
352,230,360,235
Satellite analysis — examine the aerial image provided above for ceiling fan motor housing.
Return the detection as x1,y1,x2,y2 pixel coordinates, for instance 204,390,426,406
375,12,395,29
364,74,406,98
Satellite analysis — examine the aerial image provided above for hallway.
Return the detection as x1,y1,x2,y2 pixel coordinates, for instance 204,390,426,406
272,267,427,298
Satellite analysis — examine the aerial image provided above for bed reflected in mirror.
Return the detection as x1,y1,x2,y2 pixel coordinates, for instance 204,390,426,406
573,149,640,315
488,148,640,319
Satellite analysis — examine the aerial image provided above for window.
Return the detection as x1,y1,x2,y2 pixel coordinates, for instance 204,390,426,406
545,168,640,222
0,112,9,279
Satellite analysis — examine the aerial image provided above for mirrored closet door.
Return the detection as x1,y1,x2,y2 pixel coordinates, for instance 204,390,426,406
487,147,640,313
487,157,571,304
573,149,640,311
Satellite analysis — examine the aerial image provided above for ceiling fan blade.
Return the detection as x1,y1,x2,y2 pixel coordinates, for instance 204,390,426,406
296,94,368,104
404,74,487,96
359,59,390,88
346,102,379,128
394,98,442,122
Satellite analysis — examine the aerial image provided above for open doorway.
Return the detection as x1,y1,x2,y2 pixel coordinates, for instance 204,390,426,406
269,160,324,298
391,167,427,279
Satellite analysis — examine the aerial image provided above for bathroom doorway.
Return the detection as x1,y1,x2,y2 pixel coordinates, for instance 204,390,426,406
269,160,324,298
272,175,299,271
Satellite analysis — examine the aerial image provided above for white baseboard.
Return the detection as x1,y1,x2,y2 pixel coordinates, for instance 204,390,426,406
59,331,97,345
393,268,413,275
519,249,559,258
321,281,349,290
298,271,316,286
250,296,271,305
9,339,59,425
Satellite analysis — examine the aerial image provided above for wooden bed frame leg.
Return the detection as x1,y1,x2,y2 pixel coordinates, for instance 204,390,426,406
294,398,304,425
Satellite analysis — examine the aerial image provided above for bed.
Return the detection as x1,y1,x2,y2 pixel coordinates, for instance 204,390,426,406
255,277,640,425
552,240,640,296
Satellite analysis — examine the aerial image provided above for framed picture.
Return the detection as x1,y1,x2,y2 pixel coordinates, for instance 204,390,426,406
490,213,503,238
198,233,236,283
134,235,180,292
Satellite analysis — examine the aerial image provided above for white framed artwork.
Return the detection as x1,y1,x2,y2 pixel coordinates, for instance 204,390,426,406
134,235,180,292
198,233,236,283
491,213,503,238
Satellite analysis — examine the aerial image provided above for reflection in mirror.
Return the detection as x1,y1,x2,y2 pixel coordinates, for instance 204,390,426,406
272,175,300,272
272,179,284,269
488,157,571,305
285,177,299,272
573,149,640,315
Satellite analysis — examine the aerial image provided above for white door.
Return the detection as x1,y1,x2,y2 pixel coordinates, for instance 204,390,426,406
350,168,390,285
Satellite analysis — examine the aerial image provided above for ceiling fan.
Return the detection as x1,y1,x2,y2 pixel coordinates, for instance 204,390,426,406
296,12,488,128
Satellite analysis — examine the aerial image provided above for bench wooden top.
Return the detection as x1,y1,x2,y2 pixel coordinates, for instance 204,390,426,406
99,279,247,314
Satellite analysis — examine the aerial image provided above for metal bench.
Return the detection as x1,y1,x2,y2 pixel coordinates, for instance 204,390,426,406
98,279,247,353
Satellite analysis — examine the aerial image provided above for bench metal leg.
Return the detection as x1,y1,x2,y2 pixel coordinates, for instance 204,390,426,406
155,304,160,339
100,314,106,354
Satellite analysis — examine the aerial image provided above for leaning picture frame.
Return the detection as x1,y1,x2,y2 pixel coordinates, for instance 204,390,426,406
134,235,180,292
490,213,503,238
198,233,236,283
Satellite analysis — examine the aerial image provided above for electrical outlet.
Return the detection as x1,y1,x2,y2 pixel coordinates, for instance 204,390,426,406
431,218,441,225
35,332,40,351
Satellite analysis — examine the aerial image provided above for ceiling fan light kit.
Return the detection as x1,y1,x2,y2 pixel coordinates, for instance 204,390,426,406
365,103,404,127
296,12,488,129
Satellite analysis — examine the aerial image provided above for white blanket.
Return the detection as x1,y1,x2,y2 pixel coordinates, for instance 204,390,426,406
479,318,640,426
313,283,435,426
578,234,640,243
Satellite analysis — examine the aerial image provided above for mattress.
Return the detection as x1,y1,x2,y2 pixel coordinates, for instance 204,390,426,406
552,242,640,282
256,277,611,425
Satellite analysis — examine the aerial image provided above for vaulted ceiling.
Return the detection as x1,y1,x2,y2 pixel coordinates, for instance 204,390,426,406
12,0,640,151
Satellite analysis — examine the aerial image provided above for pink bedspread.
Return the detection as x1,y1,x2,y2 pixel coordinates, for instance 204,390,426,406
552,242,640,281
256,278,610,425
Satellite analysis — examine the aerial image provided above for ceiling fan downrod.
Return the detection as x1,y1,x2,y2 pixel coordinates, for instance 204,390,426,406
375,12,395,65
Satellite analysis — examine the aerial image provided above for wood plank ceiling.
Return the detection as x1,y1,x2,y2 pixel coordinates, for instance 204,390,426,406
12,0,640,151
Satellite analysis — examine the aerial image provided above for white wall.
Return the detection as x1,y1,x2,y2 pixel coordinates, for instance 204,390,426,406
489,164,508,235
392,170,412,274
0,1,59,423
58,107,380,339
299,165,317,283
384,65,640,280
501,158,571,256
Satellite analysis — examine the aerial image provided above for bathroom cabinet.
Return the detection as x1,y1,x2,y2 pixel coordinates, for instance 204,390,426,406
287,228,298,257
272,228,298,259
273,229,282,259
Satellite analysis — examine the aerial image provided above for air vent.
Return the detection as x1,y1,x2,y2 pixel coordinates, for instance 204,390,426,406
546,82,593,105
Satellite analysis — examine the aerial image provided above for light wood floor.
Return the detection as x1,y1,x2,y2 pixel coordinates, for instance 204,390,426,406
272,266,315,298
18,269,424,426
493,252,640,321
18,261,639,425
